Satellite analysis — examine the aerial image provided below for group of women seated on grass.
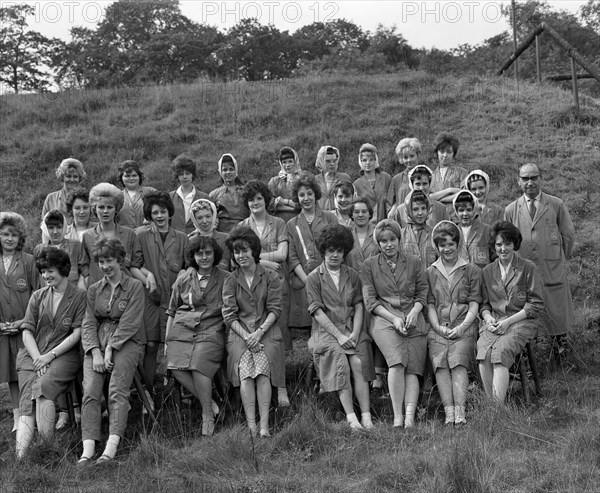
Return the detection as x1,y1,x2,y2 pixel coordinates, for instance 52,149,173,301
0,133,546,463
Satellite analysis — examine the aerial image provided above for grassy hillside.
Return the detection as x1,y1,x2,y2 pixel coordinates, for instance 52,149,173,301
1,73,600,491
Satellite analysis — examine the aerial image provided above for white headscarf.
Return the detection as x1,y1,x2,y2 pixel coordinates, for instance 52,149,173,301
408,165,434,190
452,189,480,218
40,209,67,245
278,147,301,181
315,145,340,173
218,154,239,178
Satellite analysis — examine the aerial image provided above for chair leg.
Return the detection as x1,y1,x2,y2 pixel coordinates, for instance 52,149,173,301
526,342,542,397
517,353,531,404
133,369,157,423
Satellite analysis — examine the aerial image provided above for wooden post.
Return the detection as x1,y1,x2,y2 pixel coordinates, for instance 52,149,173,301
535,35,542,83
512,0,519,82
571,57,579,110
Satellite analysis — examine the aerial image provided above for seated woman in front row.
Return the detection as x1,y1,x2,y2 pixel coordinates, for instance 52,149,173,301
165,236,228,436
425,221,480,425
307,225,374,430
477,221,544,403
79,238,145,465
361,219,428,428
15,247,86,458
222,227,284,437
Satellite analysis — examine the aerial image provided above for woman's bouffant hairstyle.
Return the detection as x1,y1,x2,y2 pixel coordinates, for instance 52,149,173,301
44,210,65,228
35,246,71,278
226,226,261,265
242,180,273,208
292,172,322,203
172,154,197,181
118,160,144,186
374,219,402,243
65,188,90,215
89,183,124,215
432,221,461,249
316,224,354,258
489,221,522,252
143,191,175,221
56,158,86,182
395,137,422,157
433,132,460,157
349,196,374,221
92,237,126,263
0,212,27,252
186,235,223,269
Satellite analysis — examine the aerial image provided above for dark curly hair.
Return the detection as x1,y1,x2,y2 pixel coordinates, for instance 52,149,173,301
349,196,374,221
489,221,522,252
65,188,90,215
242,180,273,209
186,235,223,270
292,172,322,203
433,131,460,157
92,237,126,263
172,154,197,182
143,191,175,221
118,160,144,187
316,225,354,258
35,246,71,278
226,226,261,265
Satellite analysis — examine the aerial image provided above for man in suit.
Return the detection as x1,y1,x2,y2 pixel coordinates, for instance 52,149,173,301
504,163,575,359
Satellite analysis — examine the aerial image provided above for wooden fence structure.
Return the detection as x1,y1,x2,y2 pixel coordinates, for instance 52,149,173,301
497,22,600,109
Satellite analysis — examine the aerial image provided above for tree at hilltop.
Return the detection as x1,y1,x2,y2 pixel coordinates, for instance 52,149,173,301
0,4,58,93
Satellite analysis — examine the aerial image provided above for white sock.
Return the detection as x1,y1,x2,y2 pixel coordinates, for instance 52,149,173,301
393,415,404,427
12,408,20,432
455,405,466,423
102,434,120,459
444,406,455,424
405,403,416,427
81,439,95,459
361,412,374,429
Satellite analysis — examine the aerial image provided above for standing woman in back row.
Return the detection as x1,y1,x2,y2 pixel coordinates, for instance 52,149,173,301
169,155,210,235
268,147,302,223
286,173,338,330
116,160,157,229
353,143,392,223
209,154,249,233
42,158,87,224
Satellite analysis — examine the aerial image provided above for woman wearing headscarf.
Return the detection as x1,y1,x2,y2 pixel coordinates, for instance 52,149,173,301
209,154,249,233
116,160,157,229
353,143,391,223
452,190,491,269
64,188,96,242
400,190,438,270
188,198,230,270
314,146,352,211
463,170,504,227
268,147,302,223
361,219,428,428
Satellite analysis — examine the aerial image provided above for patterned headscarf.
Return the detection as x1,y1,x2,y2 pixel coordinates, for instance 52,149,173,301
408,165,434,190
278,147,302,182
190,199,218,234
464,169,490,195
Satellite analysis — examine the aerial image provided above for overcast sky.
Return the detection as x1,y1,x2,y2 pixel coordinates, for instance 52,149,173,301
12,0,586,50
